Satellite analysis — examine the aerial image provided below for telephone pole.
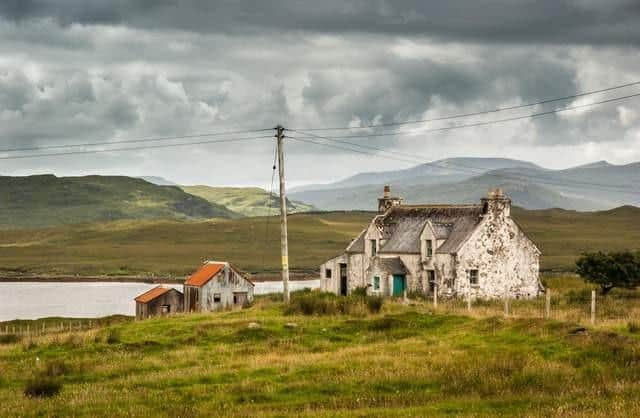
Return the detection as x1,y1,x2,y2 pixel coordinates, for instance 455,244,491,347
276,126,290,303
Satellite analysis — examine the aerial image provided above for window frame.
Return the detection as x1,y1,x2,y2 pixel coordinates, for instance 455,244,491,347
467,269,479,287
373,275,380,290
325,268,332,279
426,239,433,258
370,239,377,256
213,293,222,303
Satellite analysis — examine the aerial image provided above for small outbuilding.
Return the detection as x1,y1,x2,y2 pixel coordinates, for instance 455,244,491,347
184,261,254,312
134,286,184,320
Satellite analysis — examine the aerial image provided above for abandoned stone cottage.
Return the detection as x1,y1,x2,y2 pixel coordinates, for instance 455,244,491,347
320,187,542,299
184,261,254,312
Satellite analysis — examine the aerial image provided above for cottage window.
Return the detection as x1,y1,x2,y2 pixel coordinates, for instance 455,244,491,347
325,268,332,278
373,276,380,290
213,293,221,303
370,240,377,256
426,240,433,257
467,270,479,286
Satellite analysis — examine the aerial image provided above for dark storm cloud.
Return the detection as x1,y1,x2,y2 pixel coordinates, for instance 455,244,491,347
2,0,640,45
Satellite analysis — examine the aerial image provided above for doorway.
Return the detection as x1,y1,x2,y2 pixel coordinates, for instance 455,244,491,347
339,263,348,296
392,274,406,297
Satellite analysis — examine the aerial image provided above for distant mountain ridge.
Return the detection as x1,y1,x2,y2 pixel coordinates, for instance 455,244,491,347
0,175,238,229
289,158,640,211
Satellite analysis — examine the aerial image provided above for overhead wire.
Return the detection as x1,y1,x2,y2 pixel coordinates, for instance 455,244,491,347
291,80,640,131
0,128,273,154
0,135,273,161
286,134,640,196
289,91,640,141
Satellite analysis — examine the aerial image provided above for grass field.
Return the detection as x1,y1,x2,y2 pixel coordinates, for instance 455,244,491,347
0,207,639,277
2,280,640,417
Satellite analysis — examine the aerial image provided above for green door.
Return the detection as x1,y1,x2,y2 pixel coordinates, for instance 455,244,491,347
392,275,406,296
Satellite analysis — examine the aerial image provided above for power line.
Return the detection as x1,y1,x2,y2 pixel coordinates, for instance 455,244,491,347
286,134,640,196
0,128,273,154
289,91,640,141
0,135,273,161
292,80,640,131
290,128,640,192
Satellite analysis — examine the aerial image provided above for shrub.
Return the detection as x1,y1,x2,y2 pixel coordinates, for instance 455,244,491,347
0,334,20,344
105,329,121,344
366,296,384,313
628,321,640,334
351,286,368,298
24,378,62,398
285,292,338,316
576,251,640,294
406,290,427,301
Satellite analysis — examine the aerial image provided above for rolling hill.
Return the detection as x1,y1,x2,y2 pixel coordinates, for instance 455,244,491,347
182,185,314,217
0,175,238,229
290,158,640,211
0,206,638,276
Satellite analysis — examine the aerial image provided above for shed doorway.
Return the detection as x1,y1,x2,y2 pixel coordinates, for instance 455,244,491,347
392,274,406,297
339,263,348,296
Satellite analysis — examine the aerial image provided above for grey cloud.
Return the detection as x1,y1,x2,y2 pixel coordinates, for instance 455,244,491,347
1,1,640,45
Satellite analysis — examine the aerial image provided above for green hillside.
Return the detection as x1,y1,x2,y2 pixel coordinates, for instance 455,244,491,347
0,175,238,229
183,185,314,217
0,207,639,276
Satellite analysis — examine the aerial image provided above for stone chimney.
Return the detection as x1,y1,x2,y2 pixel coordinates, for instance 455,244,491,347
378,185,403,213
481,188,511,217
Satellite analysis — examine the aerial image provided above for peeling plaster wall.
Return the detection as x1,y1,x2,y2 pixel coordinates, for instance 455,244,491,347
199,267,254,311
455,200,541,299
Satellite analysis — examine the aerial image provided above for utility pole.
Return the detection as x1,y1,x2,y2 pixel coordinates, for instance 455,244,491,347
276,126,290,303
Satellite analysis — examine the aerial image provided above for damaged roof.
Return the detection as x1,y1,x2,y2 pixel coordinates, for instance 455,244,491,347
375,257,407,275
134,286,177,303
184,262,225,287
375,205,484,255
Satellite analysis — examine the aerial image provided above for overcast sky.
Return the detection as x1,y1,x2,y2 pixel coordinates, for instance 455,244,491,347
1,0,639,187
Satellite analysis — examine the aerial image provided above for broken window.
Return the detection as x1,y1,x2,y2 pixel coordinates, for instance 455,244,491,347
467,270,479,286
426,240,433,257
213,293,221,303
325,268,332,278
373,276,380,290
370,240,377,256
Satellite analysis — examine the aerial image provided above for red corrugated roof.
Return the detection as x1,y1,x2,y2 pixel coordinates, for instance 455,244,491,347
184,262,225,287
134,286,171,303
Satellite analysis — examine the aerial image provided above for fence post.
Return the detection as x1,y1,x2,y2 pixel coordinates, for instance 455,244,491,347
504,293,510,317
433,284,438,309
466,292,472,313
591,290,596,325
545,290,551,319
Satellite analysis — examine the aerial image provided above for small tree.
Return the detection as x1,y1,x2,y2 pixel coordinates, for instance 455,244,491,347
575,251,640,294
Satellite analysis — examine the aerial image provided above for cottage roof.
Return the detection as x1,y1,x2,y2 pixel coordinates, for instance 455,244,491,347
376,257,407,275
134,286,173,303
376,204,484,255
184,262,225,287
345,228,366,253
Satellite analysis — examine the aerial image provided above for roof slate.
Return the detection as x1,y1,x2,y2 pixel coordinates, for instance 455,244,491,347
376,205,483,255
376,257,407,274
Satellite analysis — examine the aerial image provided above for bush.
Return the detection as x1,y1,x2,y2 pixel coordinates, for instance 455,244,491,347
351,286,368,298
366,296,384,313
285,292,338,316
105,329,121,344
24,378,62,398
0,334,20,344
628,321,640,334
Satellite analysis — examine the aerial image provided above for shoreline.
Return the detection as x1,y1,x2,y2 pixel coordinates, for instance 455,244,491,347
0,272,317,284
